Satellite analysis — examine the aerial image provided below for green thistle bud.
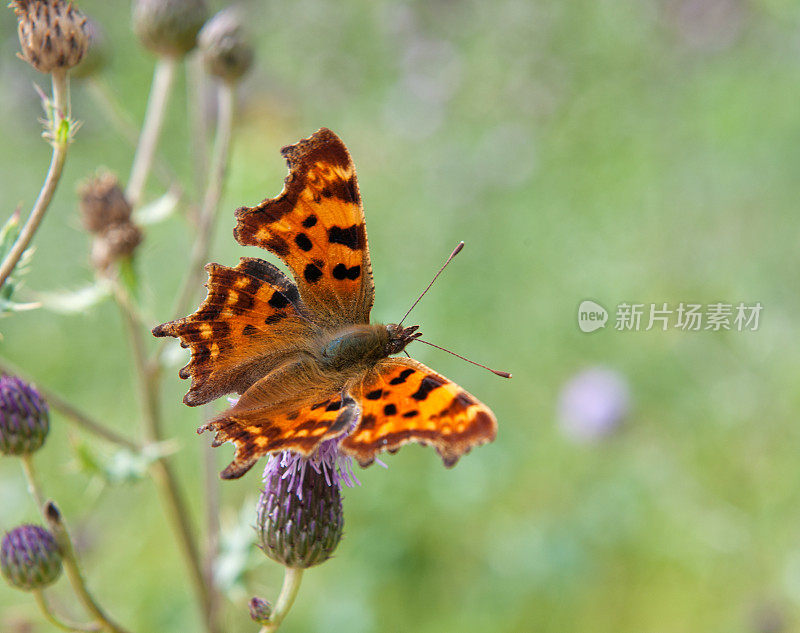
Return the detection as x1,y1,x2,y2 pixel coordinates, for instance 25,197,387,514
132,0,208,58
0,374,49,456
11,0,90,74
249,597,272,624
0,525,62,591
71,17,108,79
197,8,253,83
256,455,344,569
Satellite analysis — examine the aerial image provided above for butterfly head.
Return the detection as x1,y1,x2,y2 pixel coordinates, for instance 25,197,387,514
385,324,422,356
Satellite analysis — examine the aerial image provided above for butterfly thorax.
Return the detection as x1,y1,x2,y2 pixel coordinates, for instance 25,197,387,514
318,323,421,372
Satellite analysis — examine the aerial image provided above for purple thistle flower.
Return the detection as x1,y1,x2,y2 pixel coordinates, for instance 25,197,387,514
256,438,349,568
557,367,630,442
0,525,62,591
0,374,49,456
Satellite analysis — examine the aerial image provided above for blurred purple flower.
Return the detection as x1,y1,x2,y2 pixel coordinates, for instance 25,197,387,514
558,367,630,442
0,524,62,591
0,374,49,455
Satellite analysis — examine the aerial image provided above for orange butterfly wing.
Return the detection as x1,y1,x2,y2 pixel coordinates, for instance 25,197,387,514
202,390,360,479
234,128,374,326
341,358,497,468
152,257,314,406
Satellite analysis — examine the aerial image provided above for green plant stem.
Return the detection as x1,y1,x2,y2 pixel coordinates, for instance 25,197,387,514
127,56,178,208
187,53,210,196
112,282,218,633
20,453,45,511
0,358,140,451
44,503,131,633
22,465,129,633
156,81,237,364
172,82,235,324
87,77,180,192
260,567,304,633
0,70,70,290
202,427,221,630
32,590,100,633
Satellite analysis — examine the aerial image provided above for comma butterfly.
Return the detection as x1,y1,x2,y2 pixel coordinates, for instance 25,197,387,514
153,128,501,479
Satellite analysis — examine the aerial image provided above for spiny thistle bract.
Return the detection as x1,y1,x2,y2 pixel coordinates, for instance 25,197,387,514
0,374,49,456
256,452,346,569
11,0,90,74
197,8,254,83
132,0,208,58
0,525,62,591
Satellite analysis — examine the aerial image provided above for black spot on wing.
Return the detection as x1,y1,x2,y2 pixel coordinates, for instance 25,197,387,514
411,375,446,401
389,368,415,385
328,225,364,251
402,410,419,418
243,324,258,336
365,389,383,400
383,404,397,415
295,233,313,252
303,263,323,283
302,214,317,228
268,291,290,310
332,263,361,280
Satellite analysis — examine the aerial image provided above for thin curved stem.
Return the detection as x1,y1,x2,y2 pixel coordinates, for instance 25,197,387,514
20,453,45,511
44,503,131,633
156,81,236,363
0,71,70,290
127,56,178,208
112,281,216,633
259,567,304,633
0,358,140,451
32,590,100,633
172,82,235,323
87,77,181,193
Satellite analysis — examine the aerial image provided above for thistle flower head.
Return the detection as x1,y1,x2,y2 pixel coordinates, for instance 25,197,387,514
0,374,49,456
11,0,90,74
77,171,142,273
132,0,207,58
0,525,62,591
78,171,132,234
256,438,355,568
197,7,253,83
249,597,272,624
90,222,143,273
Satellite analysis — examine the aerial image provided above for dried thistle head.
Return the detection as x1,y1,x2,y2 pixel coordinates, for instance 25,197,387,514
132,0,207,58
198,8,253,83
90,222,143,274
11,0,90,74
78,171,132,234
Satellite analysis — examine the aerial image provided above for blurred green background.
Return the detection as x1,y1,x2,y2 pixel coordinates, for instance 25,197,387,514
1,0,800,631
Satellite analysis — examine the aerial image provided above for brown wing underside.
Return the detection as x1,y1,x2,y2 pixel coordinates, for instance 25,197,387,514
152,257,314,406
234,128,374,326
341,358,498,467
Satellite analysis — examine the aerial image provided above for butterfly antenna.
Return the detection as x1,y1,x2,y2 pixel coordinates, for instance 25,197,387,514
415,339,512,378
399,241,464,326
